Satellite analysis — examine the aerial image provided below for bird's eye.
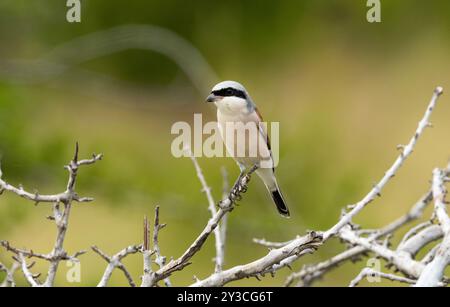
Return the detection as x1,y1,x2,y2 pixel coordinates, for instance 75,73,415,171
226,89,233,96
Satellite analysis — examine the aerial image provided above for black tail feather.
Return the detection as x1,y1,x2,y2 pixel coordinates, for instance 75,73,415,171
271,189,290,217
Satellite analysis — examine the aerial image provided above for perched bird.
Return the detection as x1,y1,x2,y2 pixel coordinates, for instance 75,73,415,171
206,80,290,217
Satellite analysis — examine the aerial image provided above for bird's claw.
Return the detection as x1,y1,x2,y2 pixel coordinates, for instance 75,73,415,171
221,165,258,207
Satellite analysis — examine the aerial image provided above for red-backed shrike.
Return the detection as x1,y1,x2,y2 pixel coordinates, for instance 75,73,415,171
206,81,290,217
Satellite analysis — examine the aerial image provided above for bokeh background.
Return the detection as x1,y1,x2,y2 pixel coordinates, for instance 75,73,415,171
1,0,450,286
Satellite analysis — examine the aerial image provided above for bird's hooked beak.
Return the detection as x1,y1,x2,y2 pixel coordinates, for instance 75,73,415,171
205,93,221,103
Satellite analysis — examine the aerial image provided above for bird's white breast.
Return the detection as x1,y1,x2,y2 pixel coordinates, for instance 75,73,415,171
216,100,272,168
214,96,248,116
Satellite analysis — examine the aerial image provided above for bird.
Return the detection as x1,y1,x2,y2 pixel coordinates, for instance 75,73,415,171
206,80,290,217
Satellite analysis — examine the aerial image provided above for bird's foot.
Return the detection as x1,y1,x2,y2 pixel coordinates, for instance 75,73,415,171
226,164,258,205
218,164,259,209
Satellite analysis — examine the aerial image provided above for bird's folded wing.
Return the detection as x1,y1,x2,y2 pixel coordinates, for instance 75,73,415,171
253,107,271,151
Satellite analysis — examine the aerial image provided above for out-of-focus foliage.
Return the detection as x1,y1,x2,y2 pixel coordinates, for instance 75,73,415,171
1,1,450,286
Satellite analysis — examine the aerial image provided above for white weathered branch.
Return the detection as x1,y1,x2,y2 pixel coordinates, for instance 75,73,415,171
285,190,432,286
324,87,443,240
17,254,40,287
415,168,450,287
431,168,450,233
293,163,449,287
253,237,296,248
190,231,322,287
188,150,225,273
141,214,154,287
1,240,84,263
421,244,440,265
415,235,450,287
143,166,257,286
399,221,433,247
397,225,443,257
218,167,229,271
349,268,416,287
0,261,19,287
93,245,141,287
0,143,102,287
0,144,102,205
151,206,171,286
340,227,425,278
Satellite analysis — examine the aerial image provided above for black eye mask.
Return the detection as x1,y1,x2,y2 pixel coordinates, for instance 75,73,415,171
212,87,246,99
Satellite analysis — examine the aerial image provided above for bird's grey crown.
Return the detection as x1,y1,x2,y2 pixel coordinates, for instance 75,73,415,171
210,80,249,100
211,80,247,93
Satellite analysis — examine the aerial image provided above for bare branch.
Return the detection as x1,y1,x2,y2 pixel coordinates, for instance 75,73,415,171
141,215,154,287
146,166,258,286
152,206,171,287
421,244,440,265
188,150,225,273
17,254,40,287
0,240,84,263
188,150,217,217
431,168,450,233
0,261,19,287
399,221,433,247
415,168,450,287
349,268,416,287
218,167,229,271
324,87,443,240
143,215,150,252
0,143,102,205
44,144,102,287
397,225,443,257
0,143,101,287
294,162,449,287
92,245,141,287
286,185,433,286
287,246,368,287
253,237,296,249
190,231,323,287
339,227,425,278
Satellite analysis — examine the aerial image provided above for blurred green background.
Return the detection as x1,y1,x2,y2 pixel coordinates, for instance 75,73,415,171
1,0,450,286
